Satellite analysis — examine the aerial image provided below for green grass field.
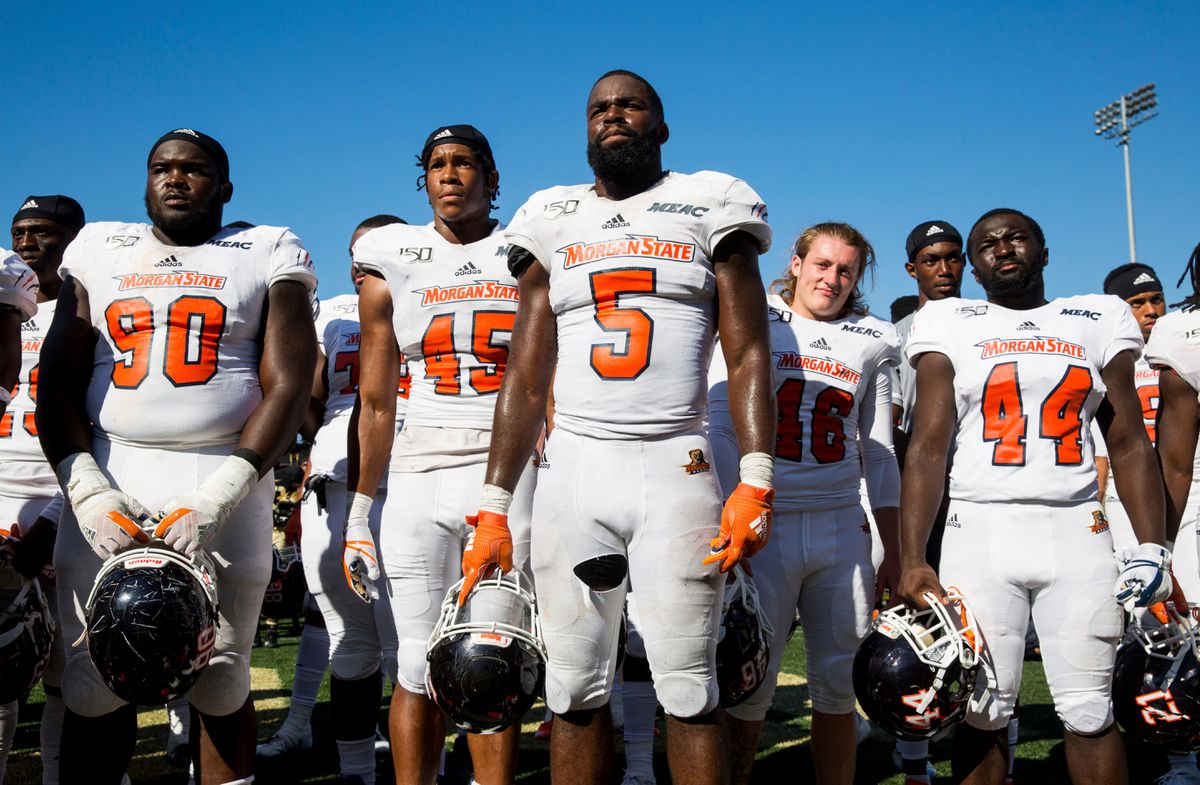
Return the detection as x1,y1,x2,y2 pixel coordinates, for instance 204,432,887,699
3,628,1180,784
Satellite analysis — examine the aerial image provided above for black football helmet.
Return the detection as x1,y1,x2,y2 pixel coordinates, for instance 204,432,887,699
262,545,306,620
0,573,56,702
1113,603,1200,749
853,590,988,740
84,547,219,705
426,570,546,733
716,565,773,707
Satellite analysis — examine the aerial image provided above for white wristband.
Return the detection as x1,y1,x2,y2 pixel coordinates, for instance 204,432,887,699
54,452,111,502
199,454,259,514
479,484,514,515
739,452,775,490
348,491,374,523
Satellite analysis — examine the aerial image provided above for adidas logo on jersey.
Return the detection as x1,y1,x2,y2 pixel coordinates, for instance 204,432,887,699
946,514,960,528
20,198,38,210
1016,321,1039,331
1133,272,1156,286
455,261,482,277
810,337,832,350
601,213,630,229
154,254,182,268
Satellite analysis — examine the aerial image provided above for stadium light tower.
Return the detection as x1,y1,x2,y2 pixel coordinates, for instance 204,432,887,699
1093,83,1158,263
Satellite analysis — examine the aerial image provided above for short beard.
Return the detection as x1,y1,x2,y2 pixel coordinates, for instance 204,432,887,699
985,261,1042,298
144,192,222,244
586,133,660,183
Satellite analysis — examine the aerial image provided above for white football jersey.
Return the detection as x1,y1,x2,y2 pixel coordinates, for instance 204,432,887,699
1145,309,1200,400
353,222,515,430
309,294,410,481
905,295,1141,503
60,222,317,449
0,298,55,497
506,170,771,440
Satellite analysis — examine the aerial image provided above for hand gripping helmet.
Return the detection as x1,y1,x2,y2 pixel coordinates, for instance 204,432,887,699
716,565,773,707
0,572,56,702
84,547,219,705
262,545,306,620
426,570,546,733
853,590,988,740
1113,603,1200,749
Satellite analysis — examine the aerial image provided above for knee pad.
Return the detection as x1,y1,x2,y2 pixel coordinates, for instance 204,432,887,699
330,645,381,682
187,652,250,717
61,656,125,718
573,554,627,593
724,676,777,722
394,639,430,696
1058,694,1115,736
544,668,610,714
655,671,717,719
806,652,857,715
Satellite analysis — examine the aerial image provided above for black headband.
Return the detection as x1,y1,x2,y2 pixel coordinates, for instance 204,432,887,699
419,124,494,169
13,195,85,231
1105,265,1163,301
148,129,230,180
906,220,962,262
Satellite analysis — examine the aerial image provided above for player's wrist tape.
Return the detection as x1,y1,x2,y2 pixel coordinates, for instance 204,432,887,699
0,386,11,406
199,454,260,515
479,484,513,515
739,452,775,490
347,491,373,524
54,452,111,502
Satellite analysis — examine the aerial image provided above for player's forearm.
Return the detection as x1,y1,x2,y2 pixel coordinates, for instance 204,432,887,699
1162,465,1193,540
899,441,948,568
1109,433,1166,545
348,392,395,498
724,348,775,456
301,397,325,443
872,506,901,558
485,362,552,492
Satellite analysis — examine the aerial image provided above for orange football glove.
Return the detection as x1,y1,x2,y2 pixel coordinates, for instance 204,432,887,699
459,511,513,606
703,483,773,573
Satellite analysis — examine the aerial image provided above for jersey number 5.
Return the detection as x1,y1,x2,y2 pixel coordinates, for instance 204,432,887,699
981,362,1093,466
589,268,655,380
105,296,227,388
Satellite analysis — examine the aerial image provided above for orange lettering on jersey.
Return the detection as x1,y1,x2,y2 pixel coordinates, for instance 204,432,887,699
772,353,862,386
20,339,41,353
975,337,1086,360
415,280,519,308
114,271,228,291
557,235,697,269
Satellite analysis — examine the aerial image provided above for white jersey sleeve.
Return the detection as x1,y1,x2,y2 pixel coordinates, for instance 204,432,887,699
353,222,516,431
769,295,900,511
0,298,56,497
1145,309,1200,399
911,295,1139,504
505,171,770,440
60,222,317,449
0,251,38,322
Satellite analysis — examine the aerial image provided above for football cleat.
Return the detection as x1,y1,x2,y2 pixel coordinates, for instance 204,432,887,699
853,589,991,740
1113,603,1200,749
255,723,314,757
426,570,546,733
84,546,219,705
0,570,55,702
716,565,772,707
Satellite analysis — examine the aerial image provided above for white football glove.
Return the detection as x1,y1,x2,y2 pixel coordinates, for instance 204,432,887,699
155,454,259,557
56,452,151,560
343,492,379,603
1114,542,1173,612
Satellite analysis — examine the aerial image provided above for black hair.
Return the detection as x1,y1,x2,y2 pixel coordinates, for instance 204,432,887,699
890,295,919,323
594,69,664,118
1175,241,1200,311
1103,262,1157,295
415,152,500,211
966,208,1045,264
355,214,406,233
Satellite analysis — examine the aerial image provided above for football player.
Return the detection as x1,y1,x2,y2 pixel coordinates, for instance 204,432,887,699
37,129,317,785
4,195,82,785
710,222,901,785
473,70,775,785
257,214,407,783
0,245,41,783
890,220,965,784
1145,243,1200,784
897,208,1167,785
349,126,532,785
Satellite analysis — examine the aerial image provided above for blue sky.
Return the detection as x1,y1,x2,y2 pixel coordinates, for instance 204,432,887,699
5,1,1196,313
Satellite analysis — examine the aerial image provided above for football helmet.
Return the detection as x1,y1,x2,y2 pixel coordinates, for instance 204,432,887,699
84,546,219,705
1113,603,1200,749
0,571,56,702
716,565,772,707
426,570,546,733
853,590,988,740
262,545,306,620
